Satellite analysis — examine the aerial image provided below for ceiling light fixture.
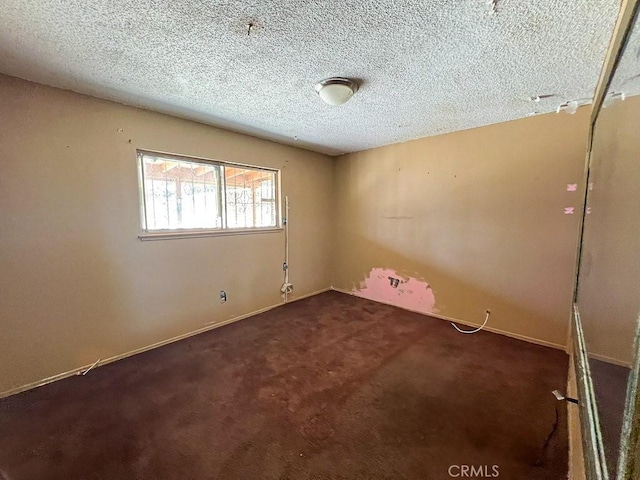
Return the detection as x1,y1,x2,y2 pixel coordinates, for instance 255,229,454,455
314,78,358,106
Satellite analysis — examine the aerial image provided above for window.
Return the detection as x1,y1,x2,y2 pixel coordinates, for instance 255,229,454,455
137,150,279,237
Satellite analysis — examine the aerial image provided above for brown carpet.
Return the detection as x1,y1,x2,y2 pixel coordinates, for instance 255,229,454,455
0,291,568,480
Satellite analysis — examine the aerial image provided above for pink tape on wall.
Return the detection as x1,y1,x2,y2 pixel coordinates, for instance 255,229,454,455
355,268,437,314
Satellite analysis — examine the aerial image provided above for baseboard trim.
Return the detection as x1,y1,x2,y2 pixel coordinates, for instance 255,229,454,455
588,351,633,368
285,287,332,304
0,287,331,400
330,286,566,351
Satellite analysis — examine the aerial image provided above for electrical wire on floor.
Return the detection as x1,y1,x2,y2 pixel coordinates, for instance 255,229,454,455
451,310,491,334
79,358,101,376
535,401,559,466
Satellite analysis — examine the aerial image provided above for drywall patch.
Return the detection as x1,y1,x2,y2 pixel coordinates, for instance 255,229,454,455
355,268,437,314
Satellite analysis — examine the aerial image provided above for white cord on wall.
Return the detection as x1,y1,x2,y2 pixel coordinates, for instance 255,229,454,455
451,310,491,334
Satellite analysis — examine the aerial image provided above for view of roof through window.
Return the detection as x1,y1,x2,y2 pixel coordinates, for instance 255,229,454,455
139,153,277,232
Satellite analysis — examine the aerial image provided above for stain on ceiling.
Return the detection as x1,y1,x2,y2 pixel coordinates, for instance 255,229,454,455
0,0,621,155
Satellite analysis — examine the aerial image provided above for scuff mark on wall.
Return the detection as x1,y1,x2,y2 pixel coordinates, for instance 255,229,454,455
354,268,437,315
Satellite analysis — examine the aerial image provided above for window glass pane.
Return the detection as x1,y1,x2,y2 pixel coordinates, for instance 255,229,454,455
224,166,277,228
141,154,222,230
139,152,278,233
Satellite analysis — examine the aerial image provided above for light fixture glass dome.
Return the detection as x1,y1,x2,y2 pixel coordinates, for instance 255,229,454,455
314,78,358,106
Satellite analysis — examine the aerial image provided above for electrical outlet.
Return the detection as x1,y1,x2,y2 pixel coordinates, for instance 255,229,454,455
220,290,227,303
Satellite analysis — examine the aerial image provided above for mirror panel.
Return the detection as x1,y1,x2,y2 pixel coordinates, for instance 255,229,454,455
576,6,640,478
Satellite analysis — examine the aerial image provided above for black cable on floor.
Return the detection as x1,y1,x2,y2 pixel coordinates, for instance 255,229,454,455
536,402,559,466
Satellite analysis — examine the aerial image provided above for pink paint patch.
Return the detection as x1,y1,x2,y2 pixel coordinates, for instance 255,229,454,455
564,207,575,215
355,268,436,314
566,183,577,191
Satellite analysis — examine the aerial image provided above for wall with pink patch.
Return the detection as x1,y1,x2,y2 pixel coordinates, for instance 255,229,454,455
331,108,590,348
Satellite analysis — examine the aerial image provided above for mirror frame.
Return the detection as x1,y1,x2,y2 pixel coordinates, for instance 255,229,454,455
572,1,640,478
572,305,608,478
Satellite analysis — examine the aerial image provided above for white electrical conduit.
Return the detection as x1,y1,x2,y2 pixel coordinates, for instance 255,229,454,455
451,310,491,334
281,196,293,302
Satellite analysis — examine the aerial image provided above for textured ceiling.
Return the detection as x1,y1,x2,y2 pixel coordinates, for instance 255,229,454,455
0,0,621,155
608,8,640,100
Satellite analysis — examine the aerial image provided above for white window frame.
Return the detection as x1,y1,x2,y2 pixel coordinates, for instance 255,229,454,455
136,149,282,241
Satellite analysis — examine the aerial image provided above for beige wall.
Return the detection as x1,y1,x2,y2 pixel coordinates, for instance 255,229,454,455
0,74,333,394
332,109,591,347
578,95,640,365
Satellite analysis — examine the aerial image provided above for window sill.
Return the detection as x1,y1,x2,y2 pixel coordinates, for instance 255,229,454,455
138,227,283,241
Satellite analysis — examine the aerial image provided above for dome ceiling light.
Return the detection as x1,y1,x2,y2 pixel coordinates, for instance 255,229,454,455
314,78,358,106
